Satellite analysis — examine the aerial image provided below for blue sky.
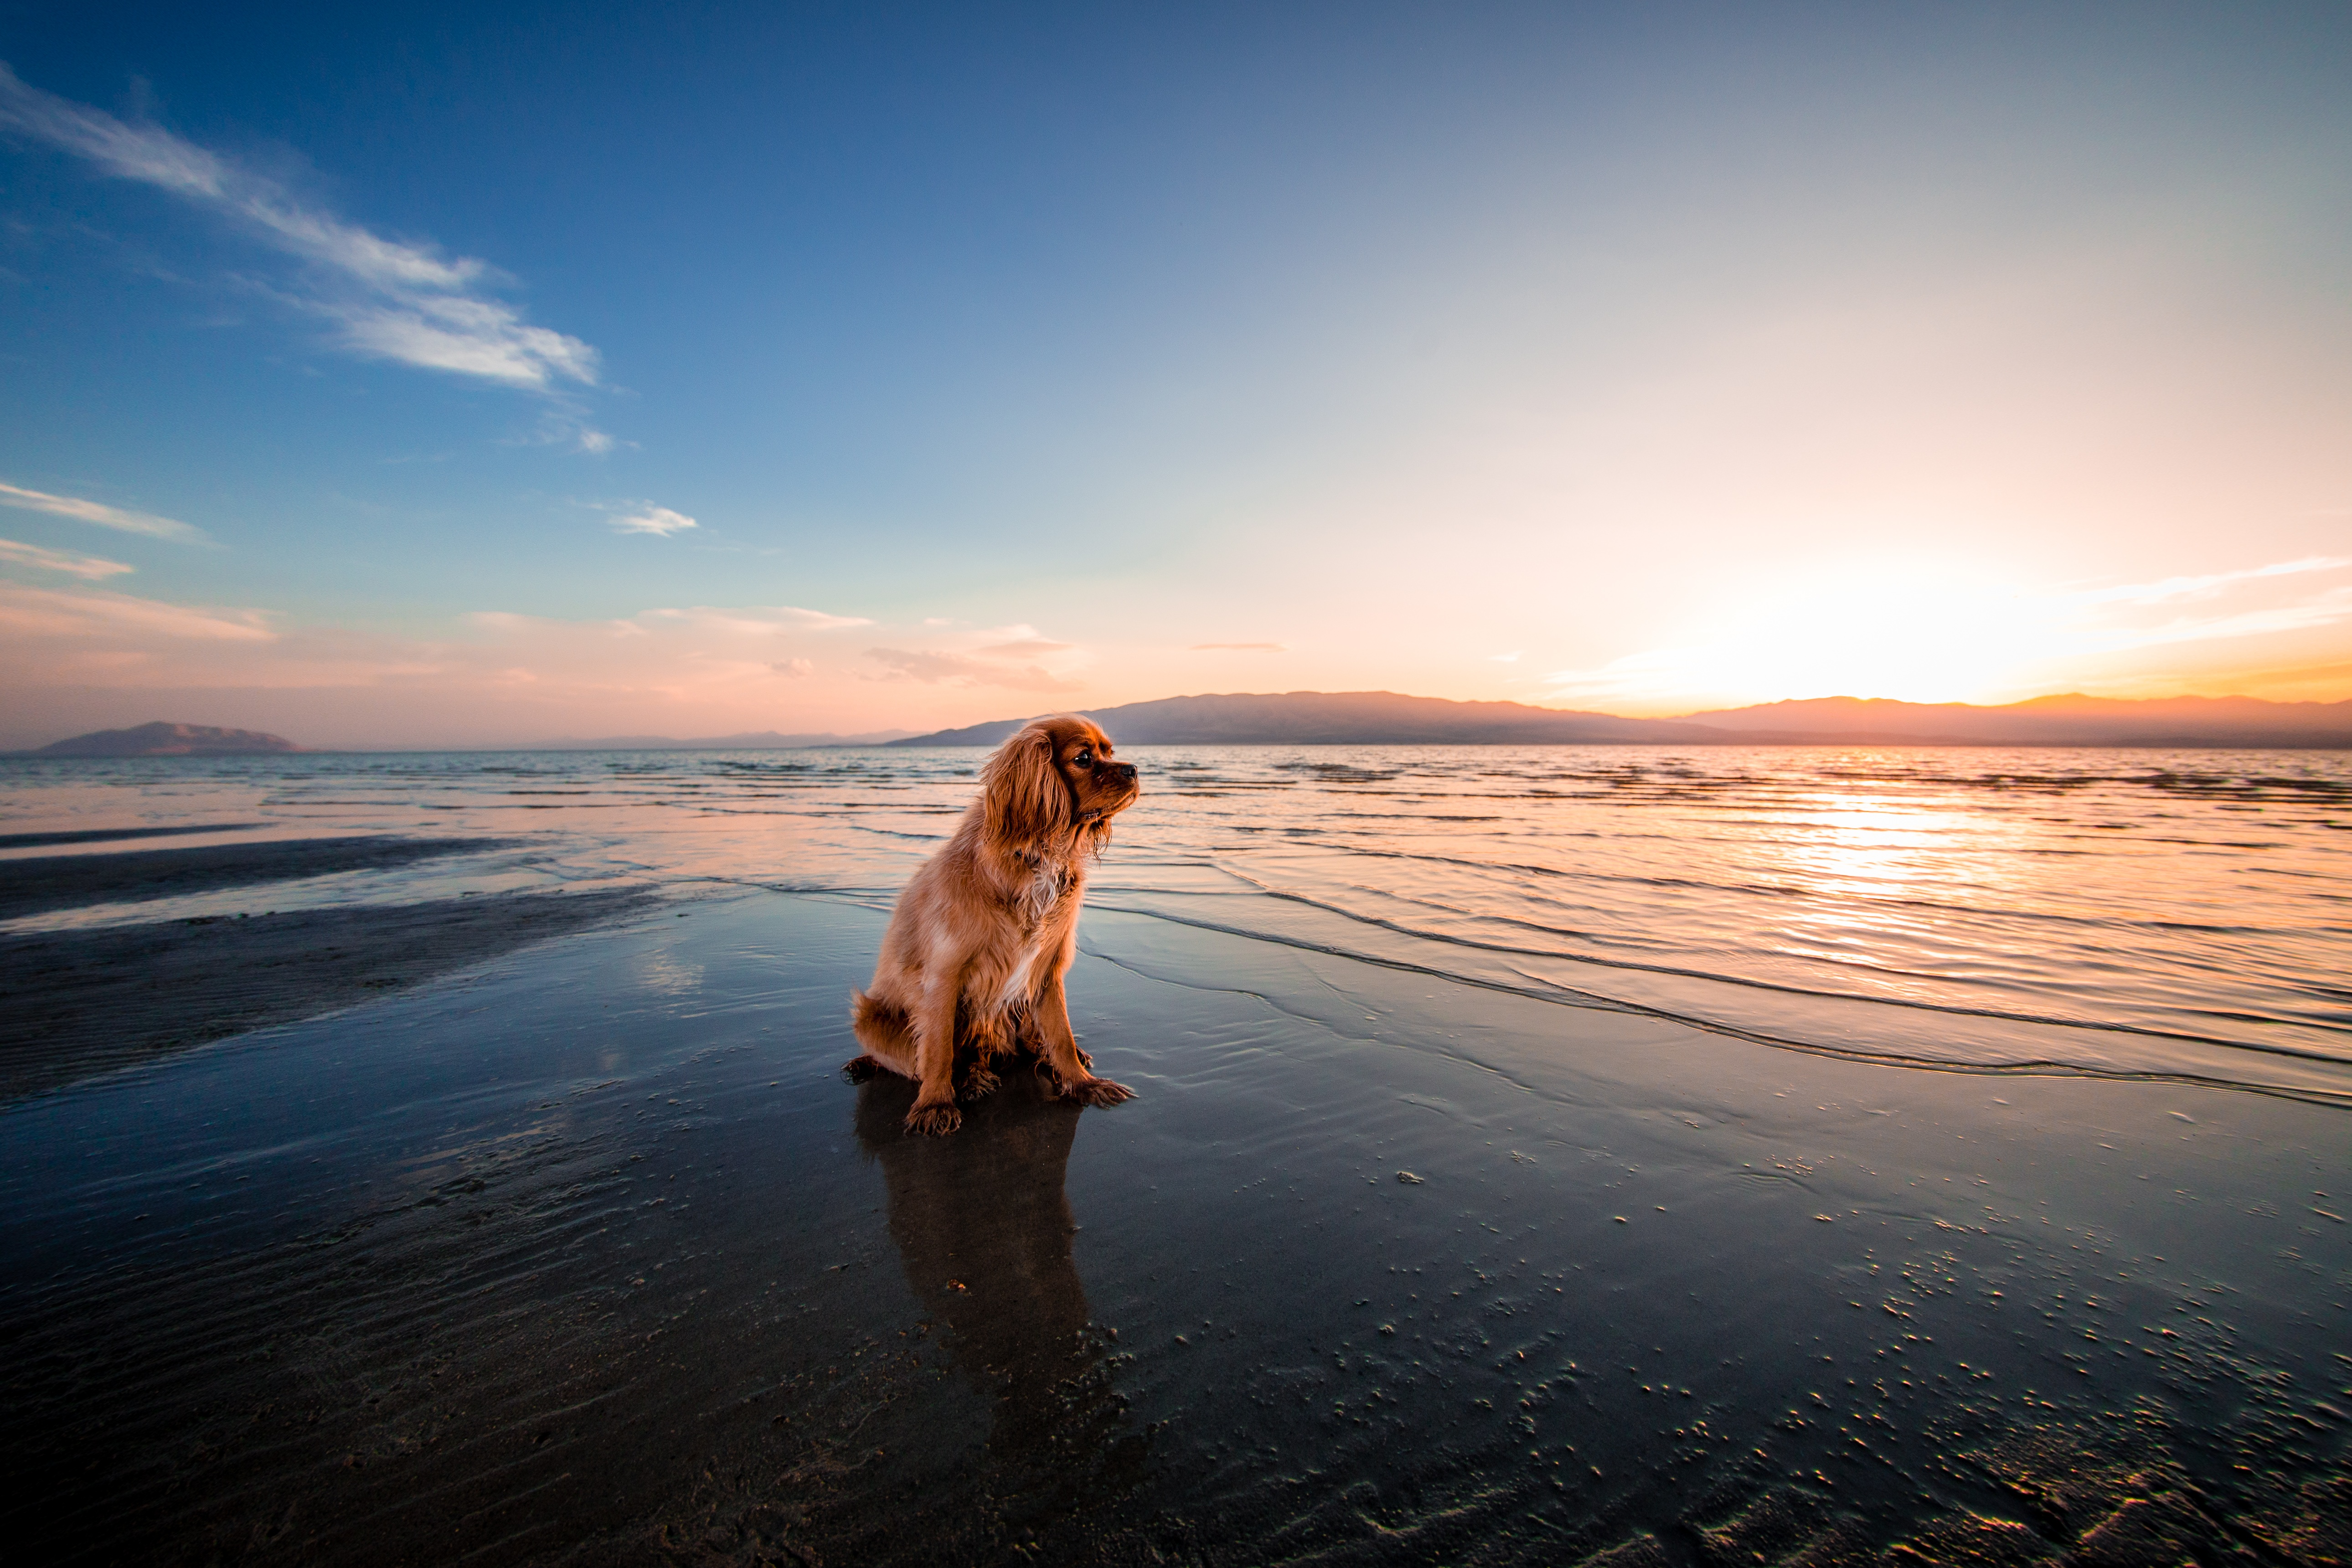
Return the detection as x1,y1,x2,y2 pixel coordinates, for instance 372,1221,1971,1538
3,4,2349,746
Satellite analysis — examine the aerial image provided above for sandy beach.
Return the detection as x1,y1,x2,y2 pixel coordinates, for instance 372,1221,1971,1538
4,858,2346,1565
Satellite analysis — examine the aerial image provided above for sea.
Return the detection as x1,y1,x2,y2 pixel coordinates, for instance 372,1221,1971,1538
5,742,2347,1106
9,742,2352,1563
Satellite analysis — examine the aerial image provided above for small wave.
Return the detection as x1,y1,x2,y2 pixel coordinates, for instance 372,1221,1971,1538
1173,870,2352,1066
1082,900,2352,1111
1306,841,2286,938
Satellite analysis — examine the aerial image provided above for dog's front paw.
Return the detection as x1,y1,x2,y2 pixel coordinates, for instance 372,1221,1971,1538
903,1101,963,1137
959,1066,1001,1102
1062,1075,1135,1109
841,1053,887,1083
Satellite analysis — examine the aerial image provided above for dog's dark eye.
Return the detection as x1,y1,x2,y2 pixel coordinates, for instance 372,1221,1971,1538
1074,748,1094,768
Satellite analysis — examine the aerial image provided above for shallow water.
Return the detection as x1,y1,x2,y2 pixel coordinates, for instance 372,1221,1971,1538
1,746,2348,1563
4,743,2347,1099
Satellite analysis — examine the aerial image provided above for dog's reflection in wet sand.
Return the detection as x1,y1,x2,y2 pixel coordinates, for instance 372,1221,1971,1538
853,1066,1145,1481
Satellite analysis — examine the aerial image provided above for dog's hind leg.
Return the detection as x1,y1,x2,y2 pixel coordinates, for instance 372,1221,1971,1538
846,989,918,1082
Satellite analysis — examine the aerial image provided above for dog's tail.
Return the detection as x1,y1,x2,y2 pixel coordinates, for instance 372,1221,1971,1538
850,989,912,1052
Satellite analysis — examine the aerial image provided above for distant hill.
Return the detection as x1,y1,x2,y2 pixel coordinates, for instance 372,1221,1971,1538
892,690,2352,749
891,691,1723,746
512,728,917,750
31,722,303,757
1679,694,2352,749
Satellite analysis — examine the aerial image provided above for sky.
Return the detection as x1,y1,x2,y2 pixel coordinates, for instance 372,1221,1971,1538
1,2,2348,748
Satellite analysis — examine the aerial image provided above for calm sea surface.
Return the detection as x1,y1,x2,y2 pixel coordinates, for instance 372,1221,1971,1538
5,743,2347,1104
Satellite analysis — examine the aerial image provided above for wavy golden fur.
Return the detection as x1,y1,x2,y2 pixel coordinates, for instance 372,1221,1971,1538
846,715,1140,1135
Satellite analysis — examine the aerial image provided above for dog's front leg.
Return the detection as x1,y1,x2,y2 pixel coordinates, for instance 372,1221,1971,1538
1032,950,1135,1109
904,973,964,1136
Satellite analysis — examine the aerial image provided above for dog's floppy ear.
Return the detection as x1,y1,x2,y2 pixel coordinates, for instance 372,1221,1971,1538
982,723,1071,848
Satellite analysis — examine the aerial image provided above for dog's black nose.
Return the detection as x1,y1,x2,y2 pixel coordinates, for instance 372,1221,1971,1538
1114,762,1138,784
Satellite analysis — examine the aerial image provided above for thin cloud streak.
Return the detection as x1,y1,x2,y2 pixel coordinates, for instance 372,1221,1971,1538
2074,585,2352,655
470,603,876,639
0,582,274,641
1191,641,1285,651
0,62,598,391
0,537,134,579
2068,556,2352,609
980,638,1075,657
0,480,209,543
611,505,698,536
866,648,1083,691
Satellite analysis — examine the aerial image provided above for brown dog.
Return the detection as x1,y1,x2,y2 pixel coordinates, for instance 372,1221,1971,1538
846,714,1140,1135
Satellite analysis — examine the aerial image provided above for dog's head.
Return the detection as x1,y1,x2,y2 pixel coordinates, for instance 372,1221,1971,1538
980,714,1140,851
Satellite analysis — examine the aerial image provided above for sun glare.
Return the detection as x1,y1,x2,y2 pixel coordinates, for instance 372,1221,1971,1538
1701,564,2051,705
1547,550,2352,714
1551,562,2055,710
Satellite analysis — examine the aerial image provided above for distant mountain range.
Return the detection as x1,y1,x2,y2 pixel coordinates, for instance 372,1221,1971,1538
892,690,2352,749
30,722,304,757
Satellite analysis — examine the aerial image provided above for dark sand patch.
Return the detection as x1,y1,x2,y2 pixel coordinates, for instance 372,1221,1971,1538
0,822,267,851
0,887,658,1099
0,894,2344,1565
0,834,526,920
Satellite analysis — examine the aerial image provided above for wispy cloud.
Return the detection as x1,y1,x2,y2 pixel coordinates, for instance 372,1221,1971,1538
0,582,273,641
2069,583,2352,655
0,537,134,578
0,480,208,543
863,624,1092,690
2067,556,2352,609
611,505,698,537
633,604,874,633
1191,641,1285,651
981,638,1075,657
867,645,1084,691
0,62,598,392
776,606,875,631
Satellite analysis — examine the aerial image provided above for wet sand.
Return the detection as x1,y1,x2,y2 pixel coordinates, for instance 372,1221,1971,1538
0,887,659,1099
0,835,524,920
1,891,2344,1565
0,822,268,851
